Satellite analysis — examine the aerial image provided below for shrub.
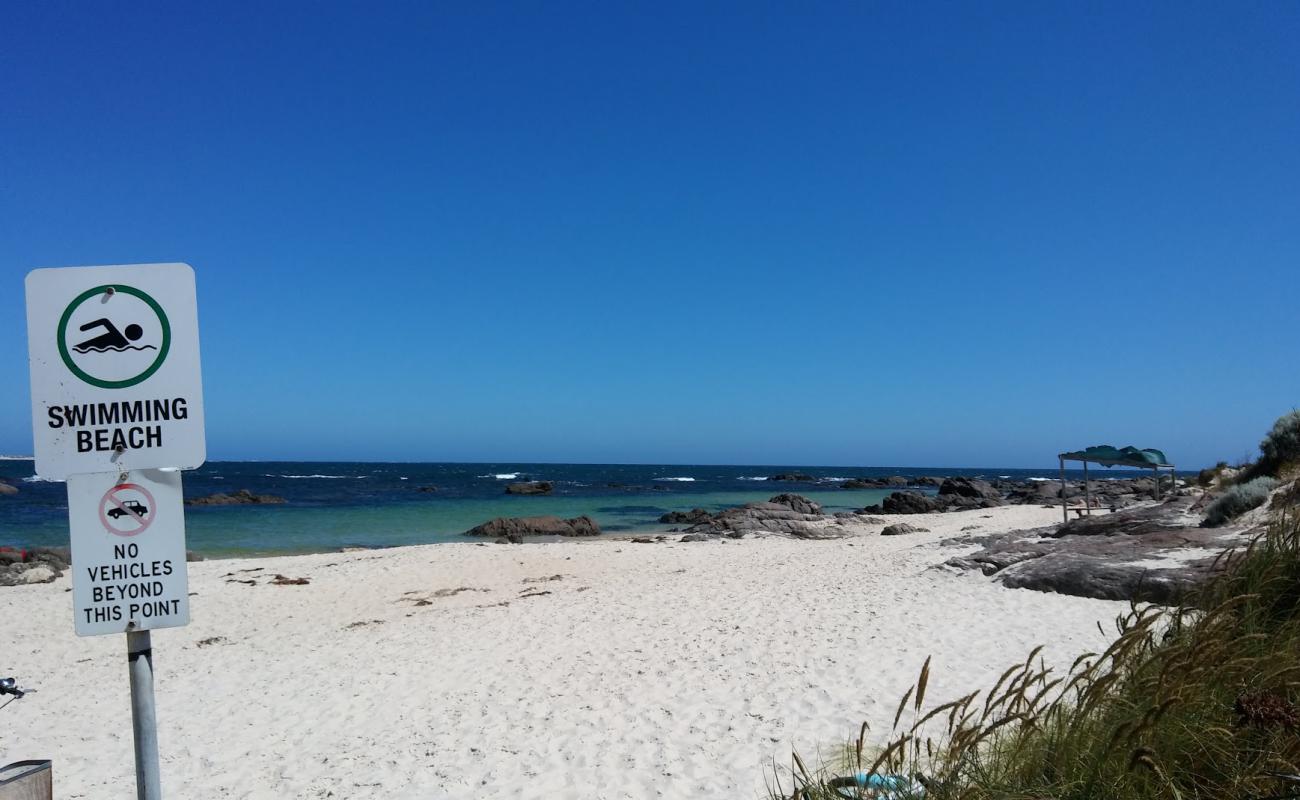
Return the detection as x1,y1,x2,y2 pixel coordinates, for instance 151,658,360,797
1256,410,1300,478
1203,476,1278,527
772,510,1300,800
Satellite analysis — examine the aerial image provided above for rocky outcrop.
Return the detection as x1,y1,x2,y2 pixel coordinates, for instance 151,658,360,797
842,476,909,489
863,491,943,515
464,515,600,538
658,508,714,525
0,480,17,496
684,501,842,539
882,523,929,536
944,496,1256,603
186,489,286,506
505,481,553,496
768,473,815,482
767,493,823,515
938,477,1001,501
0,546,70,587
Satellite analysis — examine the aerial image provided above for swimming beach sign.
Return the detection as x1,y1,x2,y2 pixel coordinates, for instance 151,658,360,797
25,263,206,480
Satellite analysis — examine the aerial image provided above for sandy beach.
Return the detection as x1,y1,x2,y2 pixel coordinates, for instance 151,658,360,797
0,504,1134,799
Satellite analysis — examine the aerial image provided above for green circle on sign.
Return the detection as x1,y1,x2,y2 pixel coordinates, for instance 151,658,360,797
57,284,171,389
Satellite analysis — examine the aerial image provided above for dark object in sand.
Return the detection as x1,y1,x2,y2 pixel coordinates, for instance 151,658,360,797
270,574,310,586
881,523,929,536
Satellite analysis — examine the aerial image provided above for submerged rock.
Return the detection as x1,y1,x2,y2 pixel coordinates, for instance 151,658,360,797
464,515,601,538
186,489,286,506
658,508,714,525
768,473,815,482
504,481,553,496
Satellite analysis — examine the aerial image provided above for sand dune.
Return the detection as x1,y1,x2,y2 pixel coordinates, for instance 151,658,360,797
1,505,1129,799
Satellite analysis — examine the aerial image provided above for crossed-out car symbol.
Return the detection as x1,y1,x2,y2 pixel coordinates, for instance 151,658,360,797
106,500,149,519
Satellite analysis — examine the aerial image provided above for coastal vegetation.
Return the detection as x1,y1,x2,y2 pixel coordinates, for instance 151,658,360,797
774,509,1300,799
775,412,1300,800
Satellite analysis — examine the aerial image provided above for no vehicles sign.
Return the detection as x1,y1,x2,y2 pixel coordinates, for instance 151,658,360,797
25,263,206,480
68,470,190,636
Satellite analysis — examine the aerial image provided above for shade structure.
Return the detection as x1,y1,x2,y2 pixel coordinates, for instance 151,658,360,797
1057,445,1175,523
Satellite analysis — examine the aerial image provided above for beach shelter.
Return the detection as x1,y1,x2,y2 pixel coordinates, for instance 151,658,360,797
1057,445,1175,522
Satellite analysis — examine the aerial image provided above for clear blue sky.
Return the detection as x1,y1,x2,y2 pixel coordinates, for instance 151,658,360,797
2,2,1297,467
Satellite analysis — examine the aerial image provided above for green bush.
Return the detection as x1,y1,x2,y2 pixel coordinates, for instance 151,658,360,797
1258,410,1300,477
1203,476,1278,527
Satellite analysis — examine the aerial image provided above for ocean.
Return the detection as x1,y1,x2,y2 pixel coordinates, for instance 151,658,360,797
0,460,1149,556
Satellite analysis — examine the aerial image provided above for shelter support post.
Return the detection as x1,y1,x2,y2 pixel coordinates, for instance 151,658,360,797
1083,460,1091,515
1060,456,1067,524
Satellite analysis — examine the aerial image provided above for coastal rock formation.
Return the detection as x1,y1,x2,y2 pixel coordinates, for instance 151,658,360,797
464,515,601,538
767,493,823,515
505,481,553,496
944,496,1257,603
684,499,840,539
0,480,17,496
938,477,1001,501
881,523,928,536
658,508,714,525
0,546,70,587
186,489,286,506
768,473,815,482
841,476,909,489
866,491,942,514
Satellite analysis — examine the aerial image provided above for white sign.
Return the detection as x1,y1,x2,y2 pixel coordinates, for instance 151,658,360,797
68,469,190,636
25,263,206,480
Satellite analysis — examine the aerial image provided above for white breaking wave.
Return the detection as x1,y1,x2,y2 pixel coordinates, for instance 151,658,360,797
737,476,768,481
0,455,33,461
267,474,365,480
478,473,520,480
654,477,696,482
23,475,56,483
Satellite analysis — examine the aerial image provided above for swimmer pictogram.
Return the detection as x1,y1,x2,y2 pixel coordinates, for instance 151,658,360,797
57,285,171,389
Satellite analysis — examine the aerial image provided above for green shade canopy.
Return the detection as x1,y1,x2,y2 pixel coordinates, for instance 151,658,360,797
1058,445,1172,469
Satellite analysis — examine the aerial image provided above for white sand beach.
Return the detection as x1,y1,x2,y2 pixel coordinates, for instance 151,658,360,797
2,505,1130,799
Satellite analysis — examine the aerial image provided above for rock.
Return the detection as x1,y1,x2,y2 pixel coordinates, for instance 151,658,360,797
186,550,205,562
881,523,929,536
880,491,942,514
685,501,840,539
416,486,438,493
0,480,17,496
767,493,823,515
0,562,56,586
913,476,943,487
938,477,1002,501
768,473,815,482
855,515,888,524
270,574,310,586
658,508,714,524
186,489,286,506
630,537,657,544
464,515,601,538
27,547,70,572
944,496,1258,603
505,481,553,495
679,534,717,542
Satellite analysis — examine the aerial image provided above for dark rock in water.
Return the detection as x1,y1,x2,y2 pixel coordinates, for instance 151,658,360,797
913,476,943,487
769,473,815,482
881,491,942,514
505,481,553,496
416,486,438,493
0,480,17,496
768,493,822,515
882,523,929,536
186,489,286,506
679,533,717,542
186,550,205,562
944,496,1256,603
938,477,1001,501
841,479,878,489
464,515,600,538
659,508,714,525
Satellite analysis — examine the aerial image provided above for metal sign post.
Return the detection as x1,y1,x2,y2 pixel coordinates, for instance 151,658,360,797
25,263,206,800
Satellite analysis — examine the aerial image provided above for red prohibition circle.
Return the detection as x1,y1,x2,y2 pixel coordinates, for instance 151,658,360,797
99,483,157,537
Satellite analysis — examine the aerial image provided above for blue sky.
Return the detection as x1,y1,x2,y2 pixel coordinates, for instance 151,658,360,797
2,2,1297,467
